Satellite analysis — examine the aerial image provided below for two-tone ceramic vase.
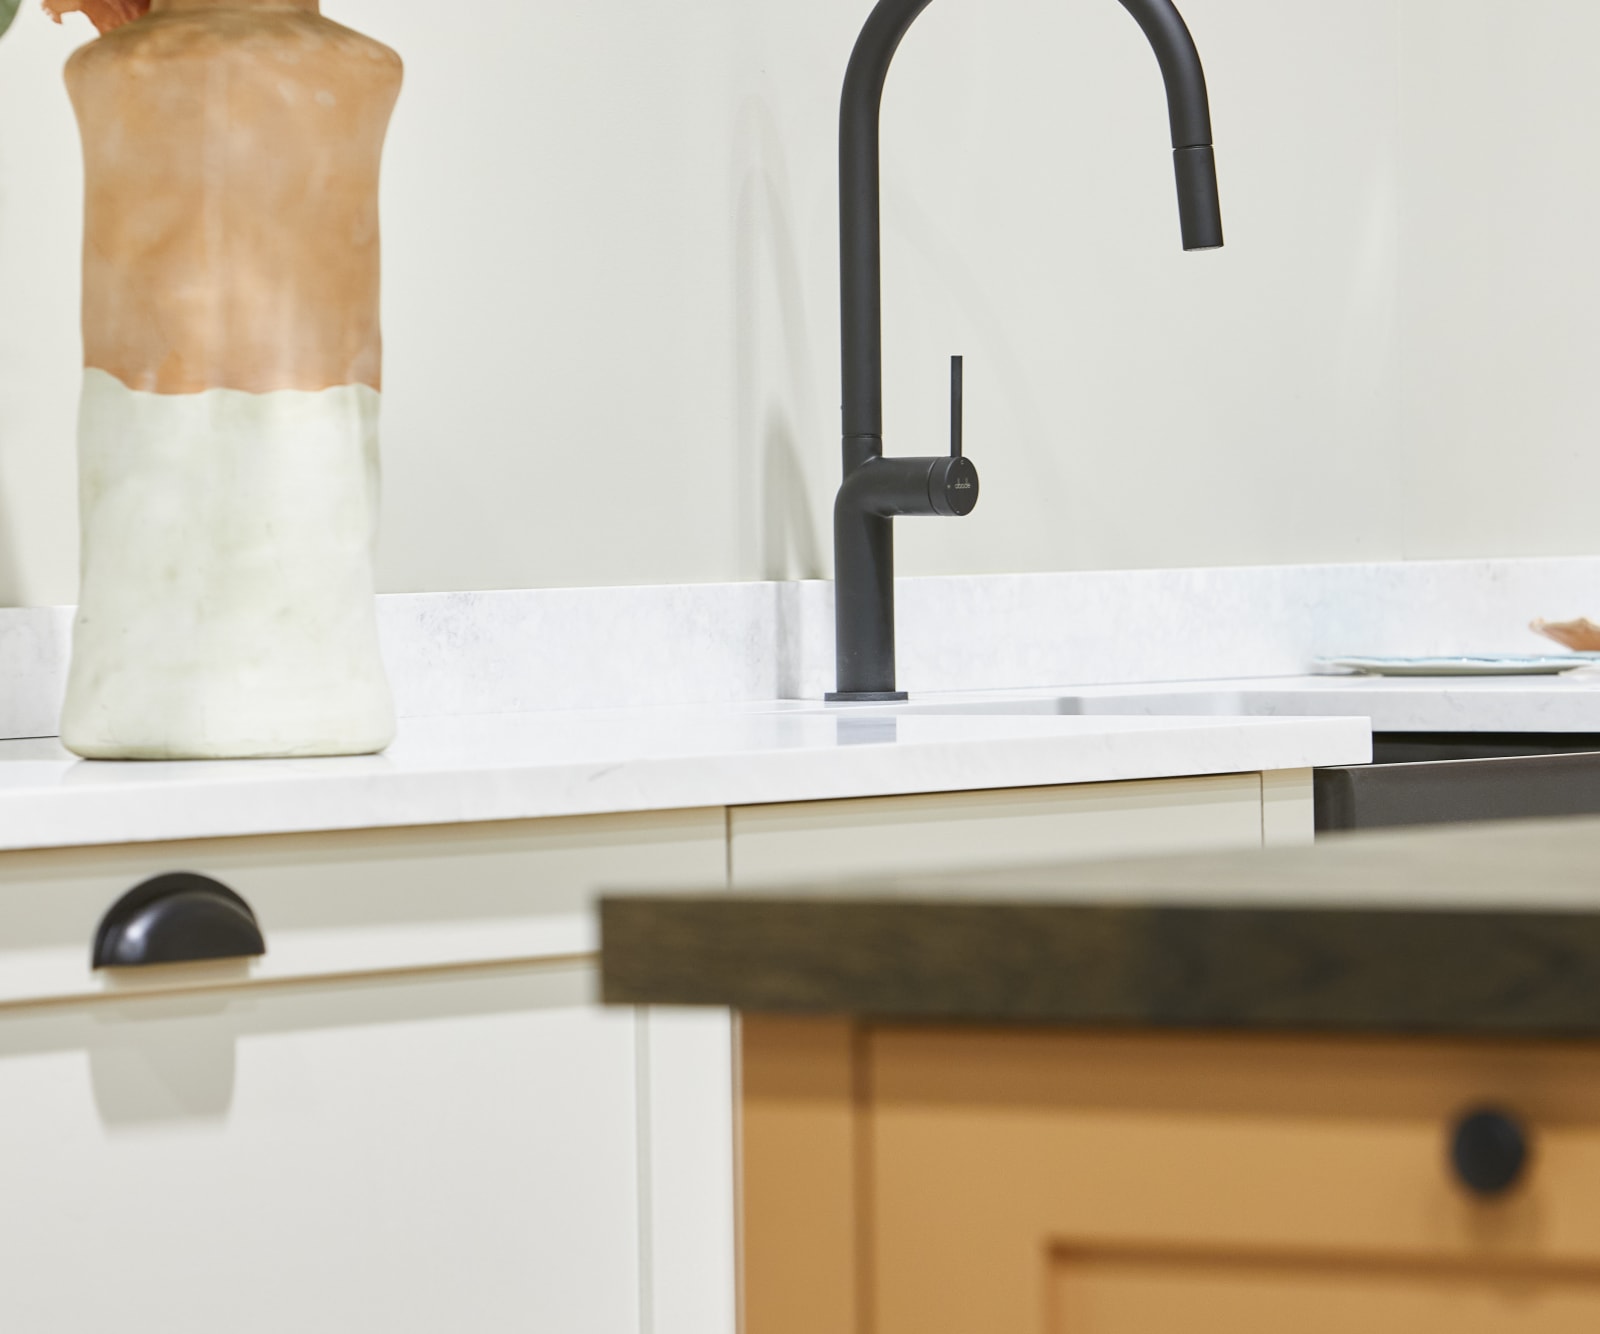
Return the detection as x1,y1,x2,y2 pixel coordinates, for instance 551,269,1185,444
59,0,401,758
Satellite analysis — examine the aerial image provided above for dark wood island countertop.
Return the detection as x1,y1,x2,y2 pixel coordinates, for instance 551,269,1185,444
600,815,1600,1036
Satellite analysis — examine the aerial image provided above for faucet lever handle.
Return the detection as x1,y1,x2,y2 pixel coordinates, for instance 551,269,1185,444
930,355,979,520
950,355,964,458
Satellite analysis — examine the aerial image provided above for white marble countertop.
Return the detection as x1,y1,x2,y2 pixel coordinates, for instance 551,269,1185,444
0,698,1368,853
11,666,1600,853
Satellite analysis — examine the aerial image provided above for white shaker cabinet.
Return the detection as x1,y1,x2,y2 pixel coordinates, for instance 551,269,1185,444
0,810,728,1334
0,962,639,1333
730,771,1307,887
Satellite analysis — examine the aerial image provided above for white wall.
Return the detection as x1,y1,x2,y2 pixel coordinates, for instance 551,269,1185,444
0,10,84,608
0,0,1580,608
1396,0,1600,561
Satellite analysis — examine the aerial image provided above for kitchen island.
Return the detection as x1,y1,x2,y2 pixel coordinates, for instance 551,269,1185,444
602,815,1600,1334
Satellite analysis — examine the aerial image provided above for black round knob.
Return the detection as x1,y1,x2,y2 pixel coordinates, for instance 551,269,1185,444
1450,1107,1529,1198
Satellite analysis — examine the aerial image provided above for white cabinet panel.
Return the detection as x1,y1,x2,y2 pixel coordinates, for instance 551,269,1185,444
730,775,1266,886
1262,768,1316,847
0,960,640,1334
640,1008,737,1334
0,809,726,1007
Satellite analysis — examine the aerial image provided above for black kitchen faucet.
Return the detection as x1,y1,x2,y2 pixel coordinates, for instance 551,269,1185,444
828,0,1225,701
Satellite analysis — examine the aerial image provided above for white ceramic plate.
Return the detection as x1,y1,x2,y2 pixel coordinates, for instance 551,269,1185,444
1319,654,1600,677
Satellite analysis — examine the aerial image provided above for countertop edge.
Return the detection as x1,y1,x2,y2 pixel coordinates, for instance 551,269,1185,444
0,712,1367,853
598,896,1600,1037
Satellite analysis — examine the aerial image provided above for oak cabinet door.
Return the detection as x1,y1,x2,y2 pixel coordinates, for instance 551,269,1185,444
869,1027,1600,1334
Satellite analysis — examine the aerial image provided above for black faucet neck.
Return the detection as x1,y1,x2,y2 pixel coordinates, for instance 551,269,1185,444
843,434,883,475
831,0,1223,700
839,0,935,450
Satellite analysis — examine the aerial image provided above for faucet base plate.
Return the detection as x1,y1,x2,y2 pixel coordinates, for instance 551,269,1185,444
825,690,910,703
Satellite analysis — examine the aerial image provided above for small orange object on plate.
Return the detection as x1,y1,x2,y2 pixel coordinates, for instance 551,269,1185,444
1532,618,1600,652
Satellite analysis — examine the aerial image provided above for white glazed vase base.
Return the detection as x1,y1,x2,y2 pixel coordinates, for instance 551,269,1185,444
61,369,397,760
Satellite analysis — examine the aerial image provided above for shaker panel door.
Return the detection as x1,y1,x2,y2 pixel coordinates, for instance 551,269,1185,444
868,1027,1600,1334
0,960,641,1334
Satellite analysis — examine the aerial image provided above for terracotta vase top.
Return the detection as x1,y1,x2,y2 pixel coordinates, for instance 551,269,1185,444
149,1,322,10
42,1,309,37
45,1,151,35
65,0,402,394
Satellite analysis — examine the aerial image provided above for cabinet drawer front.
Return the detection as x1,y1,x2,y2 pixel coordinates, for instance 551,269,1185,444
0,809,725,1006
0,960,642,1334
869,1028,1600,1334
731,776,1264,886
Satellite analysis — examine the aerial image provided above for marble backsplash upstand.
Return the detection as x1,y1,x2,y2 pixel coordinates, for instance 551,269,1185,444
888,559,1600,698
0,606,72,742
4,556,1599,740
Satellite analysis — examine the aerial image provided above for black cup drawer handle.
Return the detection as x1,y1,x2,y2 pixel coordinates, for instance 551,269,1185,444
93,873,266,970
1450,1107,1530,1198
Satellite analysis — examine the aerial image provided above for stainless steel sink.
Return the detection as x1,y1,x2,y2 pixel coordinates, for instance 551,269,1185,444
809,691,1256,718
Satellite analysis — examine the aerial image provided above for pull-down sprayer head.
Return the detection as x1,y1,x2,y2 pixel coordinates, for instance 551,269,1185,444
1174,145,1223,250
1116,0,1224,250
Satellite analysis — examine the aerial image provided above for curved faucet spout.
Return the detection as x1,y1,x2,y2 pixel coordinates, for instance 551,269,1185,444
830,0,1224,701
839,0,1222,446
